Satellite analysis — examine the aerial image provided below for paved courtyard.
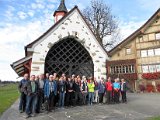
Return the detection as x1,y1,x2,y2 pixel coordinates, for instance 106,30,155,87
1,93,160,120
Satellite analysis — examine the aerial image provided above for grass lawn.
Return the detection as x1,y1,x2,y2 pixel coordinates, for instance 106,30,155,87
148,117,160,120
0,83,19,115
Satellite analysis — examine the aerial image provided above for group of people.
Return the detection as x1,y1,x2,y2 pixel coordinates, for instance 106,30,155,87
18,73,128,118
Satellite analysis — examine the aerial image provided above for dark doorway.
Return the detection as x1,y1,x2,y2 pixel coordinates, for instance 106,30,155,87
45,37,94,77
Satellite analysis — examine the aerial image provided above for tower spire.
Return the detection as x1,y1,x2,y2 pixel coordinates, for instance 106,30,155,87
53,0,68,23
57,0,68,13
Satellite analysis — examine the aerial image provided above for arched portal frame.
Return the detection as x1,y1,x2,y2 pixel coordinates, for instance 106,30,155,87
45,36,94,77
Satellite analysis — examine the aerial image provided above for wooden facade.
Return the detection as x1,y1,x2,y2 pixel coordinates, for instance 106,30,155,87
106,59,137,91
108,8,160,92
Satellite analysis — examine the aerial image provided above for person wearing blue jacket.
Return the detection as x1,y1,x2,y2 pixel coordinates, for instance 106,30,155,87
113,78,120,103
44,75,57,112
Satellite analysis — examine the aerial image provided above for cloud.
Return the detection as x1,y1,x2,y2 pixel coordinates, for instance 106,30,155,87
37,3,45,9
31,2,45,9
47,4,55,10
5,10,13,19
17,11,28,19
0,21,43,66
28,10,35,17
0,63,20,81
137,0,160,11
47,0,58,4
119,20,146,39
7,5,15,11
0,13,54,81
31,3,38,9
4,5,15,20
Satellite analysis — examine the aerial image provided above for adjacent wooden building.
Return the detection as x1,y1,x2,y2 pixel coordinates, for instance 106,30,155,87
107,8,160,91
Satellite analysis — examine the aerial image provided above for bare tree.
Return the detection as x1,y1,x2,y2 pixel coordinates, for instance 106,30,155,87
82,0,119,49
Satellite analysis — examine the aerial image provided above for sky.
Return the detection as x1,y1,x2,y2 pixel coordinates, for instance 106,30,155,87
0,0,160,81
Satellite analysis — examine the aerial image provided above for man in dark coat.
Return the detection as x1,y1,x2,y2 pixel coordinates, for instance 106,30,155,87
66,77,74,106
121,79,127,103
18,73,29,113
73,77,82,105
25,75,39,118
36,74,45,113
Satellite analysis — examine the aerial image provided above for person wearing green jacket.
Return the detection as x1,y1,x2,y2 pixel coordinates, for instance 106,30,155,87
87,78,95,105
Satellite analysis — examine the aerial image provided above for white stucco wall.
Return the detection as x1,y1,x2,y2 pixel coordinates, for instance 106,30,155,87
30,9,109,80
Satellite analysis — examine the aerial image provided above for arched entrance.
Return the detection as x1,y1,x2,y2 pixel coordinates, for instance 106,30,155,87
45,37,94,77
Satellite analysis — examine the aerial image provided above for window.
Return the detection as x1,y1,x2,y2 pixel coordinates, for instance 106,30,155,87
129,65,135,73
125,66,129,73
126,48,131,54
148,49,154,56
122,66,126,73
128,65,131,73
110,66,113,74
131,65,135,73
155,33,160,40
119,66,122,73
149,65,156,72
142,64,160,73
156,65,160,72
116,66,119,73
155,48,160,55
114,66,116,73
140,48,160,57
139,36,143,42
142,65,149,73
109,65,135,74
141,50,147,57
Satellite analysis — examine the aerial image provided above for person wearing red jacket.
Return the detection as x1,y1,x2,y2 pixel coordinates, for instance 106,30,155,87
105,77,113,104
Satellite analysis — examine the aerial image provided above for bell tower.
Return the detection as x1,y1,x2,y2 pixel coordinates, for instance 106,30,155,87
53,0,68,23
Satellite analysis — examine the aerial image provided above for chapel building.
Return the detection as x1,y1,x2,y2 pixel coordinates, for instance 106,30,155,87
11,0,109,80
